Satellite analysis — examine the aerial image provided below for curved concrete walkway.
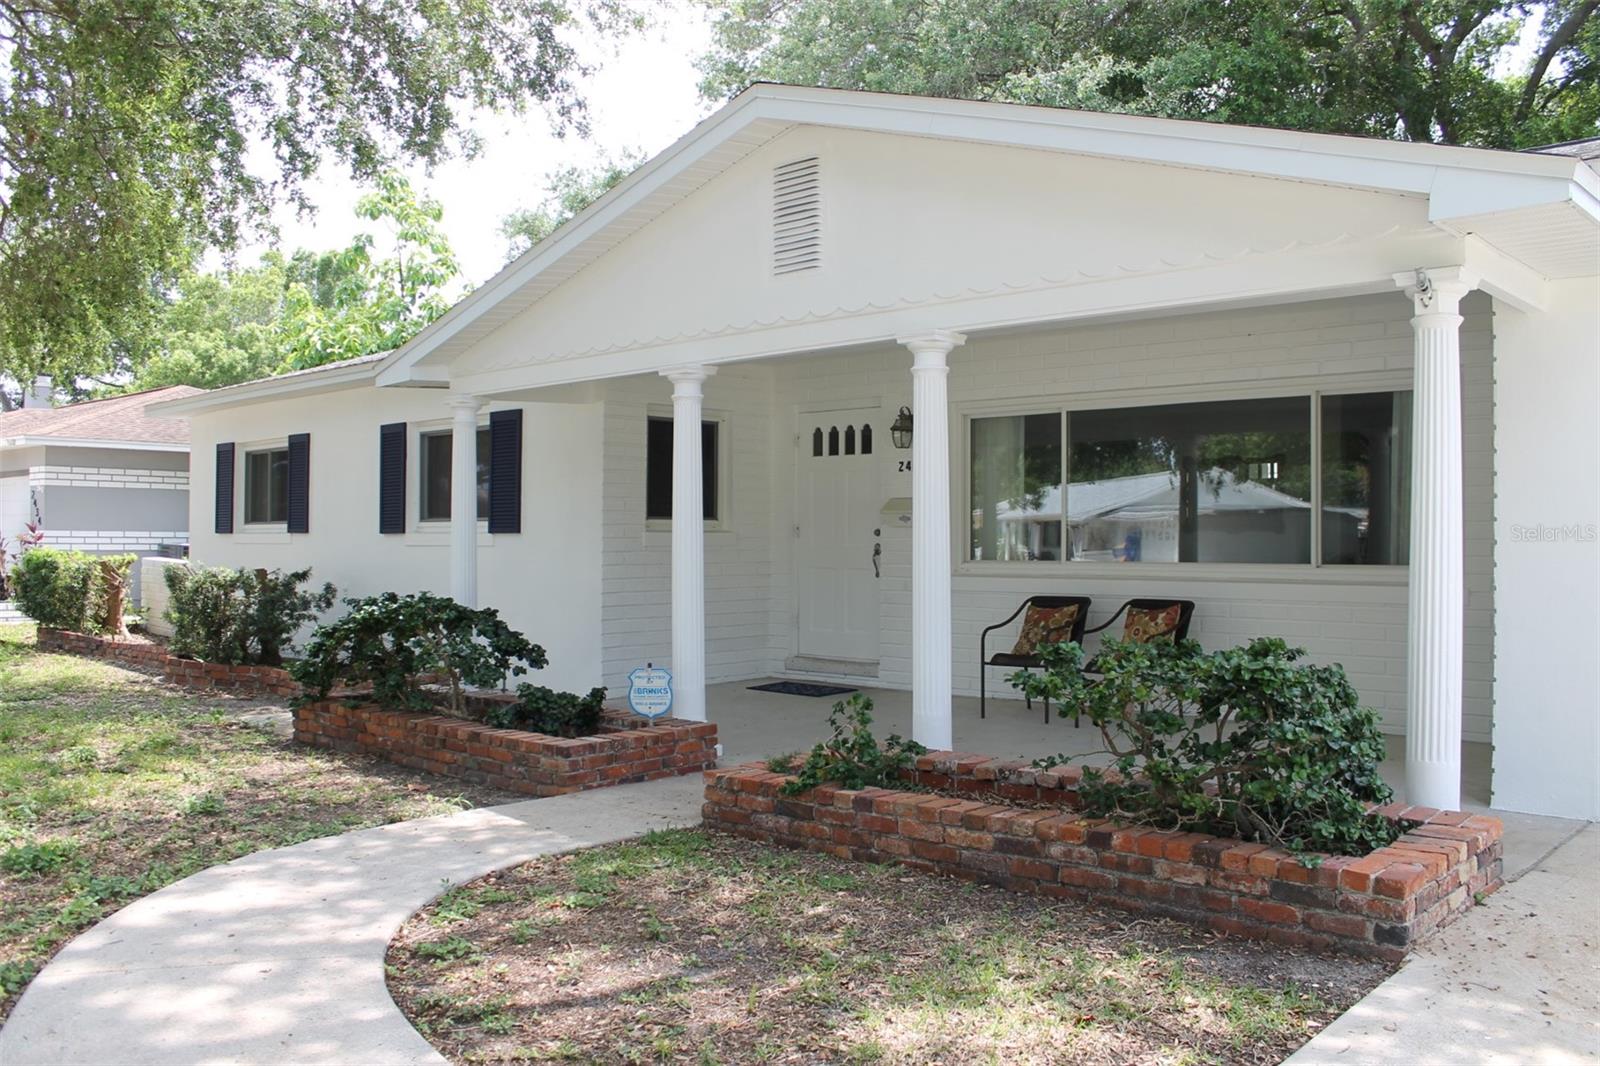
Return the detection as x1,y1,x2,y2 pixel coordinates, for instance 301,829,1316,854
0,774,705,1066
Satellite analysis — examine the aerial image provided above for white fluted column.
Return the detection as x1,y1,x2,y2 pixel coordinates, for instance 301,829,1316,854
661,366,715,722
1395,268,1474,811
899,330,966,750
448,394,484,606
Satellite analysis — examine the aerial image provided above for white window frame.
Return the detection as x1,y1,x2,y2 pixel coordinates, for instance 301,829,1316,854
414,421,492,528
954,373,1413,585
239,437,290,533
644,407,730,532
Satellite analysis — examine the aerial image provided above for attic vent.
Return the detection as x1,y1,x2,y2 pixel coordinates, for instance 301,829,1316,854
773,156,821,275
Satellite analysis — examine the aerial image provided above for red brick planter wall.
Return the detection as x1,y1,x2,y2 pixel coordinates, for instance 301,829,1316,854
36,627,299,698
295,700,719,797
704,752,1503,962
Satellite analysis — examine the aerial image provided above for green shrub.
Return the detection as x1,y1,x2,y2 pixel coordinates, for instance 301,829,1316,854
10,548,134,634
289,591,548,714
1,839,78,877
1012,637,1399,857
0,960,38,997
781,694,926,795
485,685,608,736
164,565,335,665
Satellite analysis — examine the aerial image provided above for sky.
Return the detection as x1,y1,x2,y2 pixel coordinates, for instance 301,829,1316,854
258,4,718,288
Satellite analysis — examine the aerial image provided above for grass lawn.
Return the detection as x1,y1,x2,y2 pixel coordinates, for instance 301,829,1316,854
0,623,522,1023
388,831,1394,1065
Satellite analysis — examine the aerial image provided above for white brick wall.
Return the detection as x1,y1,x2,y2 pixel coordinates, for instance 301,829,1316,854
595,291,1496,742
44,531,187,552
598,366,777,692
139,556,187,636
29,466,189,490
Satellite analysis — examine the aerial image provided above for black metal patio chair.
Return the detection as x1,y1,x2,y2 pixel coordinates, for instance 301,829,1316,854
1072,597,1198,725
979,596,1092,723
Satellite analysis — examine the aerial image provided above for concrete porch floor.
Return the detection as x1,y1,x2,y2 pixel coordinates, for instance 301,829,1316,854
708,679,1583,879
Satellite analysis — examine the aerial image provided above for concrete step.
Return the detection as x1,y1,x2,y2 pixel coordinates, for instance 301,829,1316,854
783,654,880,679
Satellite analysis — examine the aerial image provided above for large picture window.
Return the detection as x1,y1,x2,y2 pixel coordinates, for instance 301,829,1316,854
967,390,1411,567
646,417,719,522
243,447,288,525
420,428,491,522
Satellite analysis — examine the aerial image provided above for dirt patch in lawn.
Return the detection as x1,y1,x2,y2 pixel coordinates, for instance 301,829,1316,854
0,624,523,1023
387,831,1394,1065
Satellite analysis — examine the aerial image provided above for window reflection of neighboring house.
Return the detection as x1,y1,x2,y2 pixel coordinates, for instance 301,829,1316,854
992,469,1366,564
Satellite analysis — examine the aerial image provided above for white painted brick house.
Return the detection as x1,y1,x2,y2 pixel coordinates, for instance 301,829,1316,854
1,384,198,602
153,87,1599,821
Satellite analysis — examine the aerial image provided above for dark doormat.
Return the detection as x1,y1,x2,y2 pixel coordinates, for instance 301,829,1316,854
748,681,859,698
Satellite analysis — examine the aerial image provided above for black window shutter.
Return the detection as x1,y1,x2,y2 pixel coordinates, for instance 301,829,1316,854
214,442,235,534
286,433,310,534
488,408,522,534
378,423,406,533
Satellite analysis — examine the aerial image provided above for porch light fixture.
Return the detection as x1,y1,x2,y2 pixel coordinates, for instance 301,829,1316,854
890,406,914,449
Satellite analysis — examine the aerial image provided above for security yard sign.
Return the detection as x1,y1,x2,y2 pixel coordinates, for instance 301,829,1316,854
627,665,673,720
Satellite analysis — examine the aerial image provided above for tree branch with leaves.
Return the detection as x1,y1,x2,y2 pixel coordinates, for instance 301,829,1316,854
0,0,641,392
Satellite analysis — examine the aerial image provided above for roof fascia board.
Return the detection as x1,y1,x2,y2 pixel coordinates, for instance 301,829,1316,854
755,87,1582,194
147,360,383,417
0,436,189,453
1427,167,1595,221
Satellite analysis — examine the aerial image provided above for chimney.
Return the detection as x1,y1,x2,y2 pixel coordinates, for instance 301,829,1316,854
22,375,53,409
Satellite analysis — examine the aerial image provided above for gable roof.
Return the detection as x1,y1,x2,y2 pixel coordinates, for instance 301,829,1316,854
0,385,202,449
151,84,1600,417
363,84,1596,388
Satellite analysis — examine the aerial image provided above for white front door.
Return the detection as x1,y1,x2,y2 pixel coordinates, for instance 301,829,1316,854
796,411,882,661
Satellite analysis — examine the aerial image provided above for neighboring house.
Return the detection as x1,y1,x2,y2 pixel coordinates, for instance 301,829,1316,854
152,86,1599,821
1,383,200,602
986,471,1371,565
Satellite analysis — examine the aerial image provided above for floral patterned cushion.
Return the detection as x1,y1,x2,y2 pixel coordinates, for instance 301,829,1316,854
1010,604,1081,657
1123,604,1183,643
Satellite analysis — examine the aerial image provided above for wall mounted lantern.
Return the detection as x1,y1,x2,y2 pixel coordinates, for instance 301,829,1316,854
890,406,914,450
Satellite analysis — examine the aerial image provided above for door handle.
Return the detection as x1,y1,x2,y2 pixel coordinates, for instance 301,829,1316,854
872,542,882,578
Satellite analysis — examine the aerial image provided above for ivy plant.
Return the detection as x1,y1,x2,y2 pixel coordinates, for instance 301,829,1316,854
289,592,548,715
484,685,608,737
1013,637,1399,856
781,694,927,795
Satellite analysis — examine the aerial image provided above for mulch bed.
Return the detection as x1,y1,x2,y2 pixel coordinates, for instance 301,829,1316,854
387,831,1393,1065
